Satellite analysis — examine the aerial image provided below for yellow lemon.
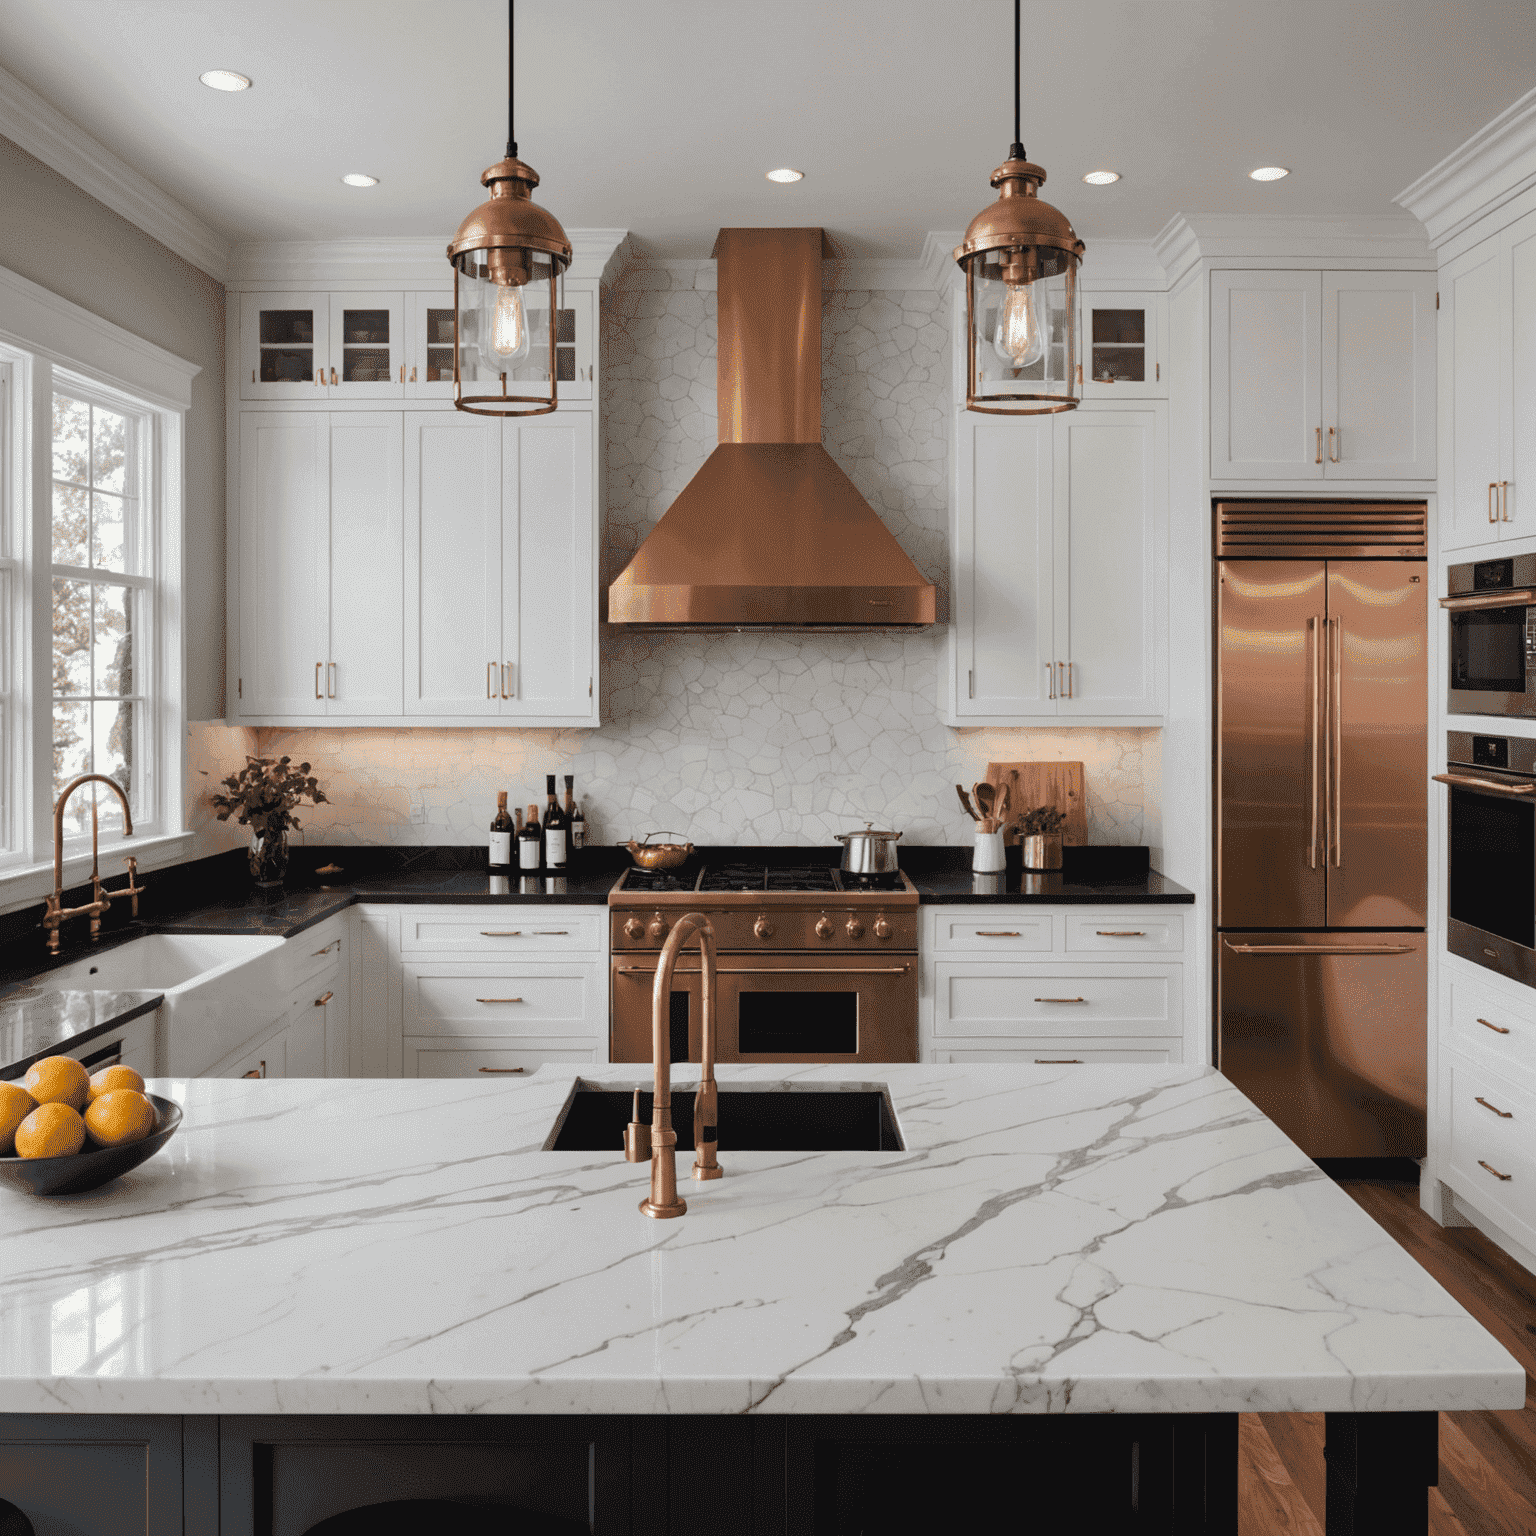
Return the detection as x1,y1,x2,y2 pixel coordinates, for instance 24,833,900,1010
87,1063,146,1103
84,1089,156,1149
22,1056,90,1112
0,1082,36,1155
14,1101,86,1159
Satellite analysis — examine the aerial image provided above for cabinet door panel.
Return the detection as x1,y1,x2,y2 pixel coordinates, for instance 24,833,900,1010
329,291,405,398
955,416,1054,715
505,414,594,716
240,291,329,401
1055,407,1164,715
327,413,403,715
1444,241,1503,551
1211,270,1323,480
404,412,501,715
238,413,328,717
1322,271,1436,480
1506,210,1536,539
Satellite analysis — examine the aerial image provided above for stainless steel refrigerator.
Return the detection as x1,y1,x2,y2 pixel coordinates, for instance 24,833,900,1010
1215,501,1427,1158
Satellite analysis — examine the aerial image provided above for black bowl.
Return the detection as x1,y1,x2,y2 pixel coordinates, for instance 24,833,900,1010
0,1094,182,1197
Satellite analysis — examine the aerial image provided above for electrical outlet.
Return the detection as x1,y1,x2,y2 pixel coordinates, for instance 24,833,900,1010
409,803,427,826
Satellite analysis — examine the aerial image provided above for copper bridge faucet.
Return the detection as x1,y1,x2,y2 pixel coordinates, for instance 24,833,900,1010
625,911,722,1217
42,774,144,954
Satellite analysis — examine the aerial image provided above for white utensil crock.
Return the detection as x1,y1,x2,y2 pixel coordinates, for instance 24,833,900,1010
972,829,1006,872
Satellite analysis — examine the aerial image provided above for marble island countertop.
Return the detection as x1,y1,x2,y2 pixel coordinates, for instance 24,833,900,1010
0,1065,1520,1418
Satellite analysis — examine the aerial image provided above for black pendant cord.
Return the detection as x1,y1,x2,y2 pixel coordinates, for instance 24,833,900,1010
506,0,518,160
1009,0,1024,161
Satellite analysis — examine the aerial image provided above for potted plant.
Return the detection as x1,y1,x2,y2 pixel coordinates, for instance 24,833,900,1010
1016,805,1066,871
210,756,328,891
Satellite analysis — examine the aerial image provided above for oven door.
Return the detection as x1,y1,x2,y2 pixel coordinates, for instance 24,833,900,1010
611,954,917,1064
1441,770,1536,985
1446,595,1536,716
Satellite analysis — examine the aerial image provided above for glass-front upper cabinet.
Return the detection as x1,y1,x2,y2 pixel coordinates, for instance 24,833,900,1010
240,293,406,400
407,286,595,402
1079,292,1166,399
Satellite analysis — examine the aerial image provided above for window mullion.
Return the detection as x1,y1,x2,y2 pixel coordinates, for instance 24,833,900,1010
26,355,52,864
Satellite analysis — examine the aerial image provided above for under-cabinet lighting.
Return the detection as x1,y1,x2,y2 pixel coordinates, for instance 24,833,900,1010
199,70,251,91
1248,166,1290,181
765,168,804,183
1082,170,1120,185
341,173,380,187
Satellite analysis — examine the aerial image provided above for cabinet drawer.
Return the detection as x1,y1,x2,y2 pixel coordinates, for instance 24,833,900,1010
1446,1055,1536,1246
398,910,606,955
403,1039,598,1078
282,916,348,991
931,915,1054,954
211,1025,287,1080
403,963,603,1037
933,962,1181,1038
1446,973,1536,1083
935,1043,1179,1066
1065,915,1184,954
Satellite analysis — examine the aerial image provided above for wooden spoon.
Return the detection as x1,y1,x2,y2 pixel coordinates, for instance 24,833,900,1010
955,784,980,821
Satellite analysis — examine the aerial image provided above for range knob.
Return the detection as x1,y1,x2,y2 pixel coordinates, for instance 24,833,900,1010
814,915,835,941
647,913,670,942
873,915,893,941
753,916,776,941
846,916,865,940
623,917,644,941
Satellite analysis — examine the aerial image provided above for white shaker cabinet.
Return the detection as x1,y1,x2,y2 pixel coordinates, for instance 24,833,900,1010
946,404,1167,724
1210,269,1435,483
240,292,407,401
235,413,403,720
404,411,596,724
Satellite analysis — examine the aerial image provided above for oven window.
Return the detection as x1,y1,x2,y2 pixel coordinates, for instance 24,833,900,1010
1450,608,1527,694
738,992,857,1054
1449,787,1536,948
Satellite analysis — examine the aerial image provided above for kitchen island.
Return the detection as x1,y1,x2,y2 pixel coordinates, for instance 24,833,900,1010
0,1064,1521,1533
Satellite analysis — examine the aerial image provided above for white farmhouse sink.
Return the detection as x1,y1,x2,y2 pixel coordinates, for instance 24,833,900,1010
33,933,288,1076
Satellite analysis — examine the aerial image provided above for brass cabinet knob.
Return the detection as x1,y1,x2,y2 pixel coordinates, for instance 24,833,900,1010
846,917,865,940
873,916,892,940
624,917,644,940
647,914,670,942
753,916,775,940
815,916,834,940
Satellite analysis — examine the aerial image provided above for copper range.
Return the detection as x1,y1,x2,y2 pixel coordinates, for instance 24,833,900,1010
608,861,919,1064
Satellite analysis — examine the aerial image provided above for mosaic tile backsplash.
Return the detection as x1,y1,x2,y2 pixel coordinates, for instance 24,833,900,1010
240,275,1162,858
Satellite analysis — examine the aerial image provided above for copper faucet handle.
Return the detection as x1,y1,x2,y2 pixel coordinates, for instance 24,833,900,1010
624,1089,652,1162
691,1078,722,1181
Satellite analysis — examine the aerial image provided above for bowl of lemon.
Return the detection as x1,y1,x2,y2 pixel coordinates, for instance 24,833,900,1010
0,1057,181,1197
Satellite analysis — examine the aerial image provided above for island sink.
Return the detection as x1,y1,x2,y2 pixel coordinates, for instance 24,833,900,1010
547,1082,905,1152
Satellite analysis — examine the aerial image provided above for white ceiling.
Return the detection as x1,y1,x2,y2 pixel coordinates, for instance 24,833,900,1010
0,0,1533,260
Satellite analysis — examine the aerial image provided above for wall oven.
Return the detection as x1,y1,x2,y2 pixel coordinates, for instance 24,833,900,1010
1444,555,1536,718
1436,731,1536,988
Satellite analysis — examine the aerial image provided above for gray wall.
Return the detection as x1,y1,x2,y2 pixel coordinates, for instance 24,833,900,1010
0,134,225,721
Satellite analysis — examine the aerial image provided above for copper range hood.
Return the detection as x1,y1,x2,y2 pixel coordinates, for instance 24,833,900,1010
607,228,936,629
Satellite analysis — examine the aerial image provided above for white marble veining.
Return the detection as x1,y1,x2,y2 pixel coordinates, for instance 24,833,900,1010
254,277,1161,854
0,1065,1519,1417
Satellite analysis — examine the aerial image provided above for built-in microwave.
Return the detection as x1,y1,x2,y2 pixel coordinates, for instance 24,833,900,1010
1444,555,1536,717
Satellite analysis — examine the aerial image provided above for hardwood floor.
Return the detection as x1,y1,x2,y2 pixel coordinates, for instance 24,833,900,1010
1237,1173,1536,1535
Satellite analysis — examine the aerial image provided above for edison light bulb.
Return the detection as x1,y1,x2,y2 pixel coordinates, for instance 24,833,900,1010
488,282,530,361
993,282,1045,368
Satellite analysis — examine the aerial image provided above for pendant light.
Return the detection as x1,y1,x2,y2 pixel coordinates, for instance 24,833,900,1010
446,0,572,417
954,0,1085,414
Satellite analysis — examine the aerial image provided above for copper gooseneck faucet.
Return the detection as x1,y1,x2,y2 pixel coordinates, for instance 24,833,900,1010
624,912,721,1218
42,774,144,954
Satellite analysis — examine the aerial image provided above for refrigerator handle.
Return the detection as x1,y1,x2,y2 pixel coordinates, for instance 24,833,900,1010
1223,940,1416,956
1307,616,1320,871
1329,614,1343,868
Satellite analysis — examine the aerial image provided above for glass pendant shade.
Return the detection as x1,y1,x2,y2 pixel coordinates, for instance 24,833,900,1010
955,156,1085,414
447,156,572,417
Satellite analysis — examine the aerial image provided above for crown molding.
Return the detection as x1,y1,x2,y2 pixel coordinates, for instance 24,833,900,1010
0,61,230,283
1153,216,1203,290
1078,238,1167,291
1396,85,1536,250
607,246,957,296
918,231,964,292
1151,212,1431,282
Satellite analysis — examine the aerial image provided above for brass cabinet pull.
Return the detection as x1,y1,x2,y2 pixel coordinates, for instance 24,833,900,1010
410,366,417,382
1045,661,1056,700
315,662,323,699
313,940,339,956
1477,1017,1512,1035
1096,930,1147,937
1432,772,1536,798
253,369,257,384
399,363,405,384
1478,1158,1513,1181
976,930,1023,937
478,1065,525,1073
1475,1095,1513,1119
314,991,333,1007
487,661,497,698
1490,482,1498,523
315,368,324,386
241,1067,262,1079
1328,425,1339,463
480,930,523,937
1035,996,1087,1004
534,930,569,936
1502,480,1512,522
1035,1058,1084,1064
330,366,338,386
501,662,512,699
476,997,524,1004
327,661,337,698
1316,426,1323,465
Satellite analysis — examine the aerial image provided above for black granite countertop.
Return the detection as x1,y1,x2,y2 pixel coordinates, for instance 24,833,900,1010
900,845,1195,904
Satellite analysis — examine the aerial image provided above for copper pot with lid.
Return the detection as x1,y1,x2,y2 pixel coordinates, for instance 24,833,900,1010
625,832,694,871
835,823,903,875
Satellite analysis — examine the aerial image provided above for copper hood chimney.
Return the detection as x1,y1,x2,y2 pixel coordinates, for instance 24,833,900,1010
607,228,936,629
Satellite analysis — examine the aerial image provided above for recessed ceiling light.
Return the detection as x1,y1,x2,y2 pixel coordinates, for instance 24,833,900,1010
1082,170,1120,185
199,69,251,92
765,168,804,184
341,173,379,188
1249,166,1290,181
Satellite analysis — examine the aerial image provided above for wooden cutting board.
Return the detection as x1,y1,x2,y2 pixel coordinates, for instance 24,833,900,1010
985,761,1087,846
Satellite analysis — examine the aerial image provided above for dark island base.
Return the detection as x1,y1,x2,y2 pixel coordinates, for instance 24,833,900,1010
0,1409,1436,1534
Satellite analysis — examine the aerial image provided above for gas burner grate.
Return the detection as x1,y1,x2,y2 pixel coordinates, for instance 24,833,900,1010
697,864,843,894
623,868,697,894
765,867,839,892
699,865,768,893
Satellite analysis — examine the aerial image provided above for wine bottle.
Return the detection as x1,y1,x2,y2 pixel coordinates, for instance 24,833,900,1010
543,774,568,870
567,774,586,851
488,791,513,871
519,804,541,871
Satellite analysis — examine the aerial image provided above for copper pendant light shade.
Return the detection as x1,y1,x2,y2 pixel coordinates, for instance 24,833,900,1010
446,0,572,417
954,1,1085,414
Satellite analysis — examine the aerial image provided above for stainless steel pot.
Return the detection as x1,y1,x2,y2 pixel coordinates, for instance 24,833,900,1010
836,823,903,875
